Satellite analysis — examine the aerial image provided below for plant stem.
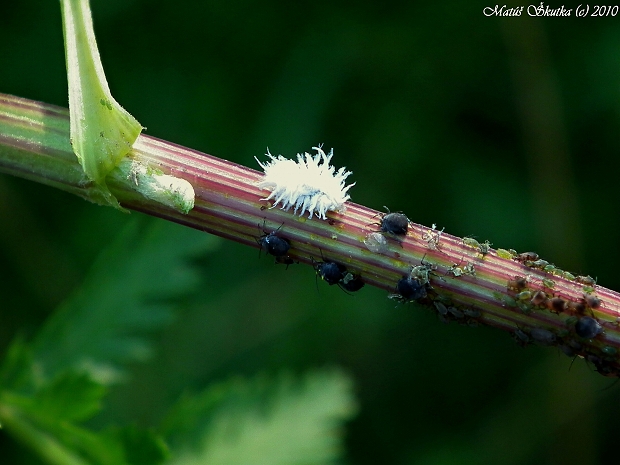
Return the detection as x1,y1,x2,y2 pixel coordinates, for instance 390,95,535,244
1,93,620,377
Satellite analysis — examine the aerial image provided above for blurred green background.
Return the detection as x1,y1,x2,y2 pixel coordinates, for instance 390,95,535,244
2,1,620,464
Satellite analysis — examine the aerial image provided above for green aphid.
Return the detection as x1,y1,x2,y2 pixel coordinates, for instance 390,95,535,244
542,278,555,289
583,285,595,294
463,237,480,249
543,264,556,273
502,295,517,307
562,271,576,280
516,290,532,300
516,301,532,314
497,248,514,259
531,259,549,268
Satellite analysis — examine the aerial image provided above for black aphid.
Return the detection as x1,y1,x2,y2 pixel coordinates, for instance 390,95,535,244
513,329,529,347
275,255,297,269
530,327,556,345
315,261,347,285
258,232,290,257
395,275,427,301
257,223,291,258
340,272,365,292
575,316,602,339
549,297,566,313
558,344,575,357
380,212,409,236
447,306,464,319
584,295,601,309
434,301,449,316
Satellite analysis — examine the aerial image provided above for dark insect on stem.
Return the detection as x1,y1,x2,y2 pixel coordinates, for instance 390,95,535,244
312,252,364,293
275,255,297,269
575,275,596,286
548,297,566,314
374,207,410,237
584,295,601,309
381,213,409,236
257,222,291,258
575,316,602,339
508,276,528,292
530,290,549,306
530,327,556,345
392,275,427,301
314,260,347,286
514,251,539,263
340,272,365,292
513,328,530,347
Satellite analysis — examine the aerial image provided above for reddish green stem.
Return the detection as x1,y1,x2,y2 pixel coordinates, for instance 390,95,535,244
1,93,620,377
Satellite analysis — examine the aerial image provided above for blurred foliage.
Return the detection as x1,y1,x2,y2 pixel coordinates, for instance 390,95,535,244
162,369,356,465
30,218,216,386
0,218,354,464
1,1,620,464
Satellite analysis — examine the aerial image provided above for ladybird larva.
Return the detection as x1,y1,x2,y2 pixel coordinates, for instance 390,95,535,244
255,145,354,220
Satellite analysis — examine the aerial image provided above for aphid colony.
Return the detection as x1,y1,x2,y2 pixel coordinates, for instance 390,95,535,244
254,201,417,298
256,221,618,375
256,222,365,292
255,201,475,332
496,248,588,283
502,259,618,376
253,148,413,294
254,147,619,376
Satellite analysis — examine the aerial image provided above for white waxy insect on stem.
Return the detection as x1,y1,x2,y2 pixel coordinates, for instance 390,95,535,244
255,145,355,220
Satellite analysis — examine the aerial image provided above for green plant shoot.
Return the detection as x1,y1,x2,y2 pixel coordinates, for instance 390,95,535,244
60,0,143,208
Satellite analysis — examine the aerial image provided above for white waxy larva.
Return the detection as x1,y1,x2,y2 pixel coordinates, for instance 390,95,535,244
255,145,355,220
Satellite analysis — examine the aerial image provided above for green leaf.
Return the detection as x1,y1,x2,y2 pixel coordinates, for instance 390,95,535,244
60,0,143,207
0,336,33,391
0,404,92,465
161,368,357,465
1,386,125,465
1,372,168,465
36,420,127,465
0,393,169,465
109,425,170,465
30,217,219,385
31,371,106,423
0,216,214,465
